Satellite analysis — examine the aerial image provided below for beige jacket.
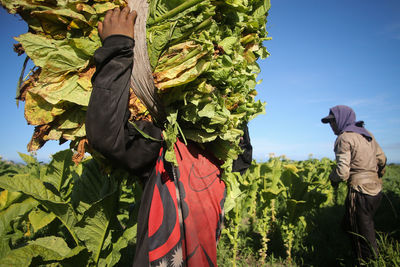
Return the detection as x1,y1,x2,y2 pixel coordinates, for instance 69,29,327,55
330,131,386,196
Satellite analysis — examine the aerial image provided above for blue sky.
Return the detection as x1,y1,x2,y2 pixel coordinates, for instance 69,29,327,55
251,0,400,162
0,1,399,163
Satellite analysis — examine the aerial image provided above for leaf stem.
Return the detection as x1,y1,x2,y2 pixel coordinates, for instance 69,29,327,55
148,0,204,26
169,17,213,46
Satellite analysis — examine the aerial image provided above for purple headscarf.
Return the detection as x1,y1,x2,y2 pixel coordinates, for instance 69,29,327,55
328,105,372,140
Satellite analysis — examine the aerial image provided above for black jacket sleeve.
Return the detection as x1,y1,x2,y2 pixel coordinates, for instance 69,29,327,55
232,124,253,175
86,35,162,179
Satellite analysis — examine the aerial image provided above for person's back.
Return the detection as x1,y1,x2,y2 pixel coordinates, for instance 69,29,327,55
334,131,384,195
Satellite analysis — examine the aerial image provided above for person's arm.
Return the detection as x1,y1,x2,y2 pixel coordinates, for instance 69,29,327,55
86,7,162,178
329,135,351,183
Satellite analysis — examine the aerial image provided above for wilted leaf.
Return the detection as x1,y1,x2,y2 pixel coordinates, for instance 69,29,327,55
29,75,88,106
0,0,43,14
24,91,65,126
27,124,51,152
93,2,119,14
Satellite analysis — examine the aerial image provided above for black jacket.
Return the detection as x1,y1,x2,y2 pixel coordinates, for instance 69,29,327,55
86,35,162,182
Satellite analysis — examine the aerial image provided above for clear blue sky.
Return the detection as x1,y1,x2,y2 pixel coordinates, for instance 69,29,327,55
1,1,399,163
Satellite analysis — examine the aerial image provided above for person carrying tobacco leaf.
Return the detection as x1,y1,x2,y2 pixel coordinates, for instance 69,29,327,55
321,105,386,265
86,7,252,267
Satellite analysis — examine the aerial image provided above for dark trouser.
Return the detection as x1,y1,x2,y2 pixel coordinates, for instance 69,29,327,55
342,188,382,264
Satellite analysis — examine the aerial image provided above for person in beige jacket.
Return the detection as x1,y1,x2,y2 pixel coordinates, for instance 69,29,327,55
322,105,386,265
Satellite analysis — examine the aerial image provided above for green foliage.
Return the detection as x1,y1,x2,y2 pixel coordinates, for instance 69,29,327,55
365,232,400,266
148,0,271,165
221,157,337,266
0,150,139,266
219,159,400,266
383,164,400,196
1,155,398,266
0,157,26,177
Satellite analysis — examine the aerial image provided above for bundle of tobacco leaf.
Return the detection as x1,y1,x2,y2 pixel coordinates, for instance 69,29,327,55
1,0,270,167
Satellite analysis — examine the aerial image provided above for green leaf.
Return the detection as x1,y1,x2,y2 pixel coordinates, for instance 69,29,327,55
155,59,211,90
0,236,11,259
70,36,101,57
16,33,89,77
62,124,86,140
0,236,85,267
43,149,74,195
0,190,23,211
15,33,58,68
223,172,243,213
104,223,137,266
197,103,215,118
74,191,118,264
0,175,64,204
0,197,39,236
28,208,57,232
71,159,117,210
182,128,218,143
219,36,238,55
16,152,38,166
0,174,79,244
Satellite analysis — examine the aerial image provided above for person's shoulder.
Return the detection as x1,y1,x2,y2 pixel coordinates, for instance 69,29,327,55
341,131,375,145
337,132,358,146
338,131,355,141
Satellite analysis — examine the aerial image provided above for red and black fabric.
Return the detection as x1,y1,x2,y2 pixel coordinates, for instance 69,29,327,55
146,140,226,266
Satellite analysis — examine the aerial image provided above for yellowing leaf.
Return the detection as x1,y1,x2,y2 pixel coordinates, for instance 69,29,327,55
155,60,211,90
24,92,65,126
93,2,119,14
30,74,91,106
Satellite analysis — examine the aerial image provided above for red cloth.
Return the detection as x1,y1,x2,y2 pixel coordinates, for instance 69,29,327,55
148,140,226,266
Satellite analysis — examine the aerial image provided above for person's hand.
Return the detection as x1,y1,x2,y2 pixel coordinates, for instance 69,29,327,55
378,165,386,178
98,6,137,41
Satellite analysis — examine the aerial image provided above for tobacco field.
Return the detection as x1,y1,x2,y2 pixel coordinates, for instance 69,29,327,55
1,0,399,266
1,154,399,266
